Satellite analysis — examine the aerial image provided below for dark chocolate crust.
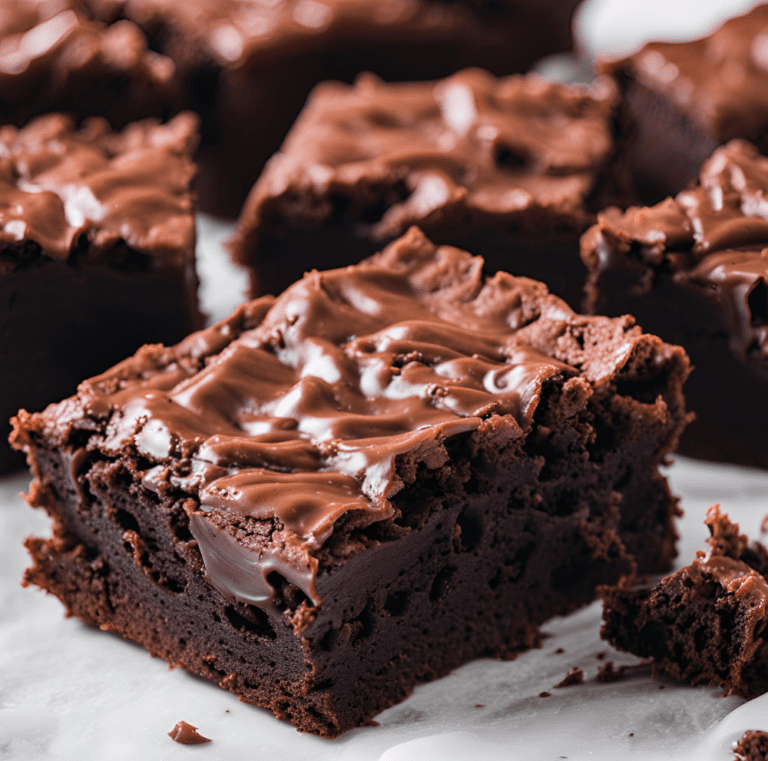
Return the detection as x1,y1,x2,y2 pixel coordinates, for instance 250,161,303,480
230,69,629,306
85,0,584,216
602,506,768,701
0,112,202,471
15,228,689,737
602,3,768,203
581,139,768,468
734,731,768,761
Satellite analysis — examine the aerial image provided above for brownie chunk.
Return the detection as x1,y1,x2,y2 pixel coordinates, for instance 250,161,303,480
84,0,585,216
734,731,768,761
602,506,768,701
0,111,202,472
230,69,629,306
581,139,768,468
602,3,768,203
14,227,689,737
0,1,176,128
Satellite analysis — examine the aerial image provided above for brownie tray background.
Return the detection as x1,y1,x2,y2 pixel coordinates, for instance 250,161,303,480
3,0,768,758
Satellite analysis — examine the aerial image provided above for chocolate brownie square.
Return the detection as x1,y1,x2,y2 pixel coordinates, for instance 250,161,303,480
0,111,202,472
581,139,768,468
602,506,768,700
0,1,177,129
14,227,689,737
84,0,585,216
230,69,629,306
601,3,768,203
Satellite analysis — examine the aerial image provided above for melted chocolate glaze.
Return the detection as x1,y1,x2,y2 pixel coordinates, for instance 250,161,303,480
581,140,768,465
18,227,688,611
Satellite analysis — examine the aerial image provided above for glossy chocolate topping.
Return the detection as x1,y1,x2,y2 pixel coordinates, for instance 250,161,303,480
0,1,174,111
47,228,656,611
241,69,616,241
584,140,768,372
603,3,768,140
89,0,549,68
0,111,198,265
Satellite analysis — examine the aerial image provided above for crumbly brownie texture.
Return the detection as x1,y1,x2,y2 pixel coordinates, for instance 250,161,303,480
0,0,176,128
602,506,768,700
0,111,202,471
230,68,628,305
581,139,768,468
734,731,768,761
601,3,768,203
84,0,584,216
14,228,689,737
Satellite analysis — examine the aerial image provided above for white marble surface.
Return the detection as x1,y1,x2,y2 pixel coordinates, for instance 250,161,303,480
4,1,768,757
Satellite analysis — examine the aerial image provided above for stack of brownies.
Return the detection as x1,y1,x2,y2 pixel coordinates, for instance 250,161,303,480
8,0,768,739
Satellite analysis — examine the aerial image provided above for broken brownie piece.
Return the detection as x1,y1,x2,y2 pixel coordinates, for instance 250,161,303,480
84,0,585,216
0,1,176,128
0,111,202,471
581,139,768,468
14,227,688,737
601,3,768,203
602,505,768,700
230,68,629,306
734,731,768,761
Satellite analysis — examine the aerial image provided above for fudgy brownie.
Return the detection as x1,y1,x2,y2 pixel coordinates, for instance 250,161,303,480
15,227,689,737
0,111,202,472
581,139,768,468
602,506,768,700
733,731,768,761
602,3,768,203
84,0,585,216
0,0,176,128
230,68,629,305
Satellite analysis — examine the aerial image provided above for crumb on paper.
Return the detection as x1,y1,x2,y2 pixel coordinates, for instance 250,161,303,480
168,721,212,745
554,667,584,688
539,691,552,698
554,647,565,654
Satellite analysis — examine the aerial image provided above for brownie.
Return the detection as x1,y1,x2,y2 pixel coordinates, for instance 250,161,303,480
84,0,585,216
601,3,768,204
581,139,768,468
14,227,689,737
230,68,629,306
734,731,768,761
0,111,202,472
602,506,768,700
0,1,177,129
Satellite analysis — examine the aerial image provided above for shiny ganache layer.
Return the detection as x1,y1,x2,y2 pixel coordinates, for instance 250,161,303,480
40,228,663,611
0,111,198,266
0,0,174,120
234,68,617,247
582,139,768,375
602,3,768,141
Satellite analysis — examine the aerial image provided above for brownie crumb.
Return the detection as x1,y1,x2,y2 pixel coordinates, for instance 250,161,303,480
596,661,621,682
168,721,212,745
733,730,768,760
474,704,485,708
629,733,634,737
554,667,584,688
762,515,768,535
554,648,565,654
539,692,552,698
595,652,606,660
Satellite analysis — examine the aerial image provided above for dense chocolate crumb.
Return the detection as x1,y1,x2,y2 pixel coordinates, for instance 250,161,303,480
595,652,606,660
733,731,768,761
474,704,485,708
555,648,565,654
554,667,584,688
539,692,552,698
596,662,621,682
168,721,212,745
761,515,768,535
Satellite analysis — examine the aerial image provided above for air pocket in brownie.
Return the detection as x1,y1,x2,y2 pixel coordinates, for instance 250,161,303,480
14,227,689,736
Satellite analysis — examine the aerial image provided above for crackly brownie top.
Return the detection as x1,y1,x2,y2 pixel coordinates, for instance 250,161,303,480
236,69,617,243
582,139,768,367
0,1,174,107
23,227,685,612
0,111,198,266
87,0,545,68
603,3,768,141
